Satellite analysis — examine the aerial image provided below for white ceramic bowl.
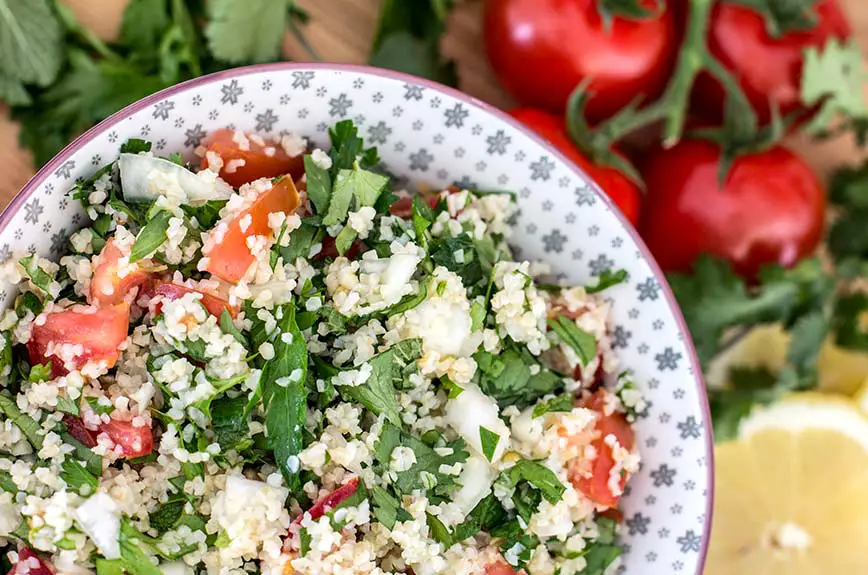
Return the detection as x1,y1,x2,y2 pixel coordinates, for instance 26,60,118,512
1,63,712,574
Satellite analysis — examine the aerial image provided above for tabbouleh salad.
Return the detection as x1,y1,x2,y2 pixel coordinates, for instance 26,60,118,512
0,121,644,575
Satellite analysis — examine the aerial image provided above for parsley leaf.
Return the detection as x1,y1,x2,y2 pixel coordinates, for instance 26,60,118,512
504,460,566,505
205,0,308,63
119,520,161,575
210,395,250,450
368,0,457,86
130,209,173,262
322,167,389,227
547,316,597,365
60,458,98,495
303,155,333,215
19,254,52,294
148,501,185,535
585,268,629,293
532,395,573,418
370,484,411,530
338,339,422,425
260,302,308,492
375,422,469,501
0,394,43,449
475,347,561,409
479,426,501,462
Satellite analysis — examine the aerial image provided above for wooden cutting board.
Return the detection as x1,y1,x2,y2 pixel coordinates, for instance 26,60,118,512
1,0,866,207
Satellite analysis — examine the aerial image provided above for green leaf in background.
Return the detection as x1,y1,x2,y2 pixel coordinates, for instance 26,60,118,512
0,0,63,87
368,0,457,86
801,38,868,135
205,0,307,63
121,0,170,49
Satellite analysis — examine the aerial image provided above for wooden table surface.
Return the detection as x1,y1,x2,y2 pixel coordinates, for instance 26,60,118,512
1,0,867,206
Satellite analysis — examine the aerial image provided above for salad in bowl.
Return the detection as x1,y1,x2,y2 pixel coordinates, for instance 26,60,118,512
0,65,711,575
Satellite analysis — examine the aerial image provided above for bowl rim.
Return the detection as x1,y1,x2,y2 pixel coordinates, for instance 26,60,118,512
3,61,713,572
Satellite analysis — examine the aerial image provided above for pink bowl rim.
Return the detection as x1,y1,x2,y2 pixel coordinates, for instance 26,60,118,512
3,61,713,572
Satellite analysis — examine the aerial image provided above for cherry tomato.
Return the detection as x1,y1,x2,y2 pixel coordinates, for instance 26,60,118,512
639,139,825,278
149,281,236,318
62,414,96,447
203,176,300,283
28,303,130,377
484,561,519,575
695,0,851,125
201,128,305,189
7,548,54,575
569,389,636,508
510,108,641,226
484,0,677,120
90,238,151,306
99,419,153,458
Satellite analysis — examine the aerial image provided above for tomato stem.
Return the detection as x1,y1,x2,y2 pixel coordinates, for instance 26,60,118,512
566,0,757,173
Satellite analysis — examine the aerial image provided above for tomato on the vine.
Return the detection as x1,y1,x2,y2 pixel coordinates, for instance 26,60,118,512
510,108,641,226
695,0,851,125
484,0,677,120
639,139,826,278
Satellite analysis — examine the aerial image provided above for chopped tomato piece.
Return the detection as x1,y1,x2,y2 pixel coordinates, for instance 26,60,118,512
90,239,150,306
294,477,360,525
62,414,96,447
313,235,363,262
150,281,236,318
203,176,300,283
7,548,54,575
569,390,636,509
485,561,519,575
99,419,153,458
27,303,131,376
201,128,305,189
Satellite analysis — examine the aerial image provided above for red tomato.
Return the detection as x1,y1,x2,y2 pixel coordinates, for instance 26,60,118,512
484,561,519,575
27,304,130,376
388,195,439,219
510,108,641,226
639,139,825,278
695,0,851,124
569,390,636,508
150,281,236,318
7,548,53,575
201,128,305,189
484,0,677,120
99,419,153,458
62,414,96,447
90,238,150,306
203,176,300,283
294,477,360,526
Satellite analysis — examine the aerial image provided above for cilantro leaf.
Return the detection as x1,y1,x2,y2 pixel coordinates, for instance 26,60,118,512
338,339,422,425
0,0,63,87
547,316,597,365
205,0,307,63
260,302,308,491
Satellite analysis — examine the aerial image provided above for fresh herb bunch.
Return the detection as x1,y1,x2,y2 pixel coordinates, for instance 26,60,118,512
2,0,312,166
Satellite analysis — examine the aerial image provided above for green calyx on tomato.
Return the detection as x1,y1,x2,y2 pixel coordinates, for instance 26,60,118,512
726,0,822,38
509,108,642,226
595,0,661,29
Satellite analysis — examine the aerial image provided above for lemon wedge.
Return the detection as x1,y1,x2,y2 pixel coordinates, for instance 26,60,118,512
707,394,868,574
706,325,868,395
